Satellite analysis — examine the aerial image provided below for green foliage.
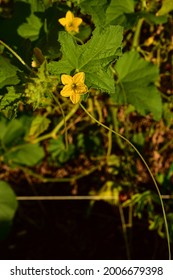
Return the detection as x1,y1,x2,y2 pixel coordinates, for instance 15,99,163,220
28,115,51,138
24,61,59,109
0,86,22,119
17,13,42,41
123,190,154,219
90,181,120,205
4,143,45,166
48,135,75,164
157,0,173,16
80,0,108,26
114,51,162,120
48,25,123,93
0,56,20,89
105,0,135,27
1,118,25,147
0,180,18,240
0,116,45,166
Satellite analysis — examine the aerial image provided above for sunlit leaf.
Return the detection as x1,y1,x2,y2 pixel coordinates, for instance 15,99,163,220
114,51,162,120
28,115,51,138
78,26,123,70
89,181,120,206
157,0,173,15
48,26,123,94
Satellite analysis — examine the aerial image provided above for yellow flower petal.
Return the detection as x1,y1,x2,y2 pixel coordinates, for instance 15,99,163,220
73,72,85,84
61,74,73,85
58,18,66,26
76,84,88,95
60,85,73,97
58,10,82,33
73,17,82,26
70,93,81,104
66,11,74,22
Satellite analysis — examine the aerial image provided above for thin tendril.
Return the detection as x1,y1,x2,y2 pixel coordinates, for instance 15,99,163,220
51,93,68,150
0,40,32,72
80,102,171,260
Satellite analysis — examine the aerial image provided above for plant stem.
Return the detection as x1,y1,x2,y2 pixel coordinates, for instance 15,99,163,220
0,40,32,72
19,164,99,183
106,125,112,158
32,103,79,143
132,18,144,50
118,204,131,259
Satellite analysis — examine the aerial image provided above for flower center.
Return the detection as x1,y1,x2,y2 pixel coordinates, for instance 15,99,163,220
68,22,74,27
71,83,77,90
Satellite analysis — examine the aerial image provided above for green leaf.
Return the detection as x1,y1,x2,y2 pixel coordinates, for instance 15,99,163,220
5,143,45,166
139,11,168,24
114,51,162,120
28,115,51,138
0,57,20,89
89,181,120,205
0,181,17,222
48,136,75,164
49,26,123,94
0,116,8,141
0,180,18,240
80,0,108,26
85,68,115,93
76,25,92,42
78,26,123,70
2,118,25,148
58,32,81,69
105,0,135,26
157,0,173,16
17,13,42,41
48,59,74,76
0,86,22,118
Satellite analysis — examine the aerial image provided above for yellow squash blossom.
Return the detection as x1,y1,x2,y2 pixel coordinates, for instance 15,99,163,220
58,10,82,33
60,72,88,104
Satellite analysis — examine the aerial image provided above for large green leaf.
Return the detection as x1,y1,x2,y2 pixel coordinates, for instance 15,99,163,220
0,180,18,240
157,0,173,15
17,13,42,41
105,0,135,26
78,26,123,70
58,32,82,69
0,181,17,222
1,118,25,148
5,143,45,166
114,51,162,120
80,0,108,26
48,26,123,94
28,115,51,138
0,57,20,89
85,68,115,93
